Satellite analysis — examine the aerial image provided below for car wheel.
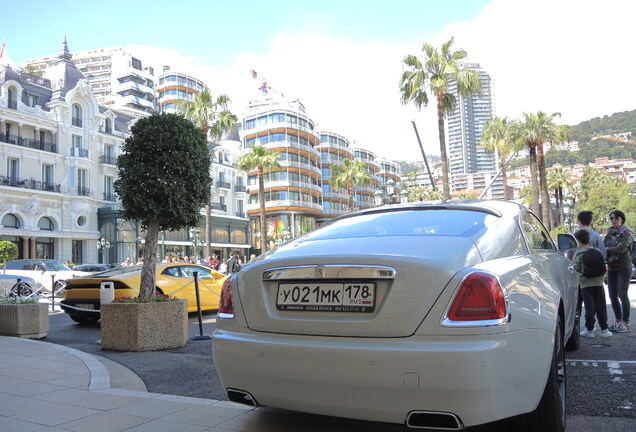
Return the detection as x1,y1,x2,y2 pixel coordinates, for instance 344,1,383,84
69,314,100,324
10,282,34,297
565,296,581,351
513,315,566,432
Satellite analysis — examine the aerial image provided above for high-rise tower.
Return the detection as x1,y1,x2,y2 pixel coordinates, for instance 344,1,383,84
447,63,495,180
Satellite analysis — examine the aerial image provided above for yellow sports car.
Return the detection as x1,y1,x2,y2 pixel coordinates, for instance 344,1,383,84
60,263,227,323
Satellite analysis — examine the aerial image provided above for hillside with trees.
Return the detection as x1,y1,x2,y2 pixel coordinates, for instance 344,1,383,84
510,109,636,169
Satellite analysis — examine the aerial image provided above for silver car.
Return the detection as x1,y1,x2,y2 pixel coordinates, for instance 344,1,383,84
213,200,579,431
0,274,44,299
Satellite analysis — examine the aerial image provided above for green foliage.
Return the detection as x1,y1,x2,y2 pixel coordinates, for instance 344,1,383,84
575,182,636,231
0,296,40,304
0,241,18,263
114,113,211,231
569,109,636,144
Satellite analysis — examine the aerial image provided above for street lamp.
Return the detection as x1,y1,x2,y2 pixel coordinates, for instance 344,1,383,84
96,237,111,264
189,228,202,259
562,195,574,232
375,179,408,206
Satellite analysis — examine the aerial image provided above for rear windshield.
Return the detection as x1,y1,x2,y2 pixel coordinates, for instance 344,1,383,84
306,209,493,240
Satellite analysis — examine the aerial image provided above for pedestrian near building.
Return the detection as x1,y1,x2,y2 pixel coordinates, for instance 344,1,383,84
573,229,612,338
227,251,241,274
604,210,633,332
219,259,228,274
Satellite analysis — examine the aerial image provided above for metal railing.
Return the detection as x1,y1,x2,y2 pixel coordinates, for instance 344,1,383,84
218,181,231,189
0,176,61,192
77,187,91,196
69,148,89,157
99,155,117,165
7,100,17,110
234,185,246,193
0,134,57,153
72,117,82,127
210,202,227,211
103,193,117,201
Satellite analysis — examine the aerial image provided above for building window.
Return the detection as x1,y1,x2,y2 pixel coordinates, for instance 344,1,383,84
72,104,83,127
2,214,20,229
42,164,53,188
7,158,19,182
28,94,38,107
78,169,88,196
104,176,114,201
104,118,112,133
7,87,16,109
38,217,54,231
72,240,83,264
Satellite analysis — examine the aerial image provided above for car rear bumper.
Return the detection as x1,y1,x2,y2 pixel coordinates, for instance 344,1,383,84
213,328,553,427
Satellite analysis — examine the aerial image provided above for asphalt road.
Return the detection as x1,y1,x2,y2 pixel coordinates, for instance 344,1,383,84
45,285,636,431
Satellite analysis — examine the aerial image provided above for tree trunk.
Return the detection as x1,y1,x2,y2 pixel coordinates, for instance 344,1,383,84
529,145,540,217
436,93,451,200
537,143,552,229
139,220,159,300
258,166,267,251
204,204,211,257
348,181,355,212
500,152,508,200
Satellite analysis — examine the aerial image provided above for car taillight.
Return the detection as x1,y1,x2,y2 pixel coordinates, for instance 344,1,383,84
218,277,234,319
447,272,507,322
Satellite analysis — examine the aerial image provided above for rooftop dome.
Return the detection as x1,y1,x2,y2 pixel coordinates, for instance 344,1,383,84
42,38,86,100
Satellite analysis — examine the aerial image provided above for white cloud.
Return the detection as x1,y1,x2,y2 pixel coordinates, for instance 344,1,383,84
128,0,636,163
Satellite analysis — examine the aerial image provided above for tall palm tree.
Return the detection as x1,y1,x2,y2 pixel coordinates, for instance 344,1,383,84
547,167,572,226
238,145,281,252
330,159,373,212
399,37,482,200
509,112,567,228
479,117,518,200
177,89,237,257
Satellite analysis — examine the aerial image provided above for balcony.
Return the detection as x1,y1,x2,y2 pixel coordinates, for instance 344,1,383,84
69,148,89,158
72,117,82,127
0,176,61,192
210,202,227,211
7,100,17,110
100,155,117,165
235,212,245,218
0,134,57,153
77,187,91,197
234,185,246,193
218,181,231,190
103,192,117,201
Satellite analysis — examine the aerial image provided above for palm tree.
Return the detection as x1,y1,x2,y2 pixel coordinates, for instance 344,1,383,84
330,159,373,212
509,112,567,228
399,37,482,200
479,117,518,200
238,145,281,252
547,167,572,226
177,89,237,257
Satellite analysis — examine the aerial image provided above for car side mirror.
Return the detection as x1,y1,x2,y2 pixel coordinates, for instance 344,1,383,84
557,233,578,251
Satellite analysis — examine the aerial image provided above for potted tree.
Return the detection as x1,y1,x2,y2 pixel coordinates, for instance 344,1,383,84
100,113,211,351
0,241,49,339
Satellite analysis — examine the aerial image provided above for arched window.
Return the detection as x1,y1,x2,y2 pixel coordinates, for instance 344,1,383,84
72,104,83,127
104,118,112,133
7,87,16,109
38,217,54,231
1,214,20,229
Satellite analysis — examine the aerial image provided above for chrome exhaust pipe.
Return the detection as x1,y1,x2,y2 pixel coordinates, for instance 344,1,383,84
406,411,463,430
226,388,258,407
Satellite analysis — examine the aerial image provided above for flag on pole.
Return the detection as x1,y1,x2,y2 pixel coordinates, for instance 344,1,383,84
0,40,5,59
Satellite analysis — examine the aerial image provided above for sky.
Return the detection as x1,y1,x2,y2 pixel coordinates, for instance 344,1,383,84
2,0,635,162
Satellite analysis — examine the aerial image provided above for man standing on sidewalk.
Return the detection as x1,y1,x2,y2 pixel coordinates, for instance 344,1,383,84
227,251,241,274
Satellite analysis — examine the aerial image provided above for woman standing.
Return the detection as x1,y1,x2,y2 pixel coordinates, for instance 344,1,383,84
604,210,633,332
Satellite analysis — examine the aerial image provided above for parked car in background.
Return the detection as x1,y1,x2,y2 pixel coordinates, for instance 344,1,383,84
1,259,83,296
71,263,116,276
61,263,227,323
213,200,579,431
0,274,45,299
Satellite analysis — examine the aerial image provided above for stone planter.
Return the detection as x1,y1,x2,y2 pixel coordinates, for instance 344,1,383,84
0,303,49,339
100,299,188,352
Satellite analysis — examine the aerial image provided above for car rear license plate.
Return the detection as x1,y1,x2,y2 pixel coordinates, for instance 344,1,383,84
277,283,375,312
76,303,94,310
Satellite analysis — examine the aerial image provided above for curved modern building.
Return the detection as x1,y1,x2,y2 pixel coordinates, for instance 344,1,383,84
241,99,322,251
316,131,354,221
350,147,380,210
156,68,207,113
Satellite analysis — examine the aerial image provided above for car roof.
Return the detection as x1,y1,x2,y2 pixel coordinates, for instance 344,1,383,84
337,199,523,221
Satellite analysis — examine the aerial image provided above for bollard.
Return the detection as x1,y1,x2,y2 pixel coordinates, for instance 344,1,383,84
100,281,115,304
192,271,211,340
51,274,56,311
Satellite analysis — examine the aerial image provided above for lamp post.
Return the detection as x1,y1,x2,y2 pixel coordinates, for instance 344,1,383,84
375,179,409,206
189,228,202,259
96,237,111,264
562,196,574,232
